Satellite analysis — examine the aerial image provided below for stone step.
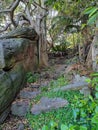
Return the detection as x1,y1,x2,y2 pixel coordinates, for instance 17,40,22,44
19,90,41,99
11,97,68,117
11,100,30,117
31,97,68,115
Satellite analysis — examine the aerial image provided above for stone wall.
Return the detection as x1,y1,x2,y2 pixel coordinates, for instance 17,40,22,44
0,27,38,124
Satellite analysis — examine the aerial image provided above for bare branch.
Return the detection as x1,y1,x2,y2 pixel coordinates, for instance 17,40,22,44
31,3,37,13
21,0,29,3
25,4,35,28
19,20,29,26
10,12,17,27
0,23,11,33
9,0,21,27
0,0,21,27
0,0,20,13
33,1,48,11
16,13,30,24
10,0,20,11
0,9,11,13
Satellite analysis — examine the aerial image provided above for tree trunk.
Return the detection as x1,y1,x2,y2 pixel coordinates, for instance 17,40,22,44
86,43,92,68
81,27,92,62
35,0,48,67
92,20,98,71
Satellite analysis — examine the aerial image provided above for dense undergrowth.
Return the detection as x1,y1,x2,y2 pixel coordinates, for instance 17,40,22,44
25,73,98,130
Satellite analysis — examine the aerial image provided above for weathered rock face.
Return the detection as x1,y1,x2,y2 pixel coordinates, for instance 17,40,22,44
0,27,38,124
0,38,37,71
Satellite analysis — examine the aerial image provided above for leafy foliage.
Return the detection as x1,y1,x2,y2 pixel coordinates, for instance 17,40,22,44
26,76,82,129
26,72,98,130
84,7,98,25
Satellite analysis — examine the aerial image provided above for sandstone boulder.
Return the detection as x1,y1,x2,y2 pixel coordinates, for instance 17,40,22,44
0,27,38,124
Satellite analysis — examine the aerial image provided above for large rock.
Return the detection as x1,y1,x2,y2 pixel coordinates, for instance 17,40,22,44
0,106,11,124
0,71,12,114
0,64,25,124
0,27,38,124
0,38,36,70
0,27,37,40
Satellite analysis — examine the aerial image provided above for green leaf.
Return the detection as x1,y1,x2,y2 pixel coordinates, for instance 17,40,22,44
92,114,98,124
95,106,98,113
80,126,87,130
61,124,68,130
89,95,94,102
81,24,87,30
91,72,98,77
50,121,57,128
85,78,91,83
87,13,98,25
73,108,79,121
95,85,98,91
89,8,98,17
42,125,49,130
95,92,98,99
83,7,96,15
80,110,86,118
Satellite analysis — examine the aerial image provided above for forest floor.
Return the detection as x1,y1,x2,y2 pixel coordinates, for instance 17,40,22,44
0,55,93,130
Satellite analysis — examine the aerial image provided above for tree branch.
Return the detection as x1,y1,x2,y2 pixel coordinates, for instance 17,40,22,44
10,0,21,27
31,3,37,13
0,0,21,27
33,1,48,11
25,4,35,28
0,23,11,33
19,20,29,26
15,12,30,25
10,0,20,11
0,9,11,13
0,0,20,13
